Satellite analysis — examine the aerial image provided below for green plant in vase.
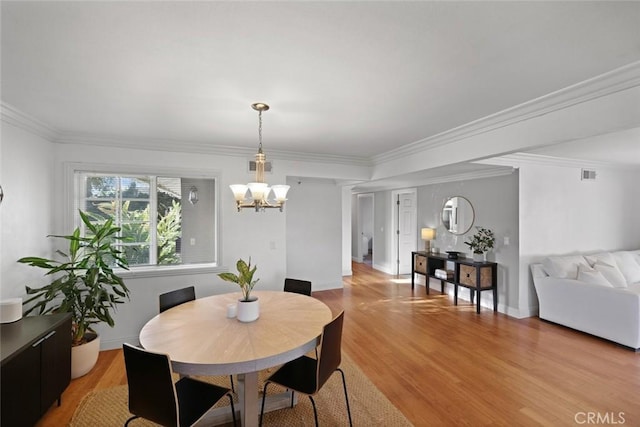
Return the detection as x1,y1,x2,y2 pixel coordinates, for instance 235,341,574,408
218,257,259,301
464,226,495,261
218,257,261,322
18,210,130,377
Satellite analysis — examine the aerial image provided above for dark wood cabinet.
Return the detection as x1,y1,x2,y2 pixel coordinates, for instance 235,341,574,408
412,251,497,314
1,313,72,427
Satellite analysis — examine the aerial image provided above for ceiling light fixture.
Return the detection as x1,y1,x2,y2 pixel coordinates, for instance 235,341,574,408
230,103,290,212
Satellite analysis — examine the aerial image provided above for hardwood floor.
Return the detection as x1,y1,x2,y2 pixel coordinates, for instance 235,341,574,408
38,262,640,426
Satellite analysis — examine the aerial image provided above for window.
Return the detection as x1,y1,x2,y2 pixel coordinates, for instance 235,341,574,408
73,168,217,273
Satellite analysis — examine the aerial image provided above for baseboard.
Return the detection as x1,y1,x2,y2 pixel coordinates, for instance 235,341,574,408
100,335,139,351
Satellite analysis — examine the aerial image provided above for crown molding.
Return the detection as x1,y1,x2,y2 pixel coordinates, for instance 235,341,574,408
373,61,640,165
1,102,59,140
53,132,372,167
4,60,639,171
480,153,640,170
349,166,515,193
405,166,516,189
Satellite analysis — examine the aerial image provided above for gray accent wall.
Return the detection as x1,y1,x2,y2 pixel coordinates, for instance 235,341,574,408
415,173,520,314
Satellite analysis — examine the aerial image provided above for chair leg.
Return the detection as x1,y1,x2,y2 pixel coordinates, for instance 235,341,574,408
124,415,139,427
337,368,353,427
259,381,271,427
227,393,237,427
290,390,295,408
308,396,319,427
230,375,235,393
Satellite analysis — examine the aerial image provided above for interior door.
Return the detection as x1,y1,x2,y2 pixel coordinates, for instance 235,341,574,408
396,191,417,275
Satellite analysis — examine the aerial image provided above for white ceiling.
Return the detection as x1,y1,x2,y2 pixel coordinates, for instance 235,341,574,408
2,1,640,175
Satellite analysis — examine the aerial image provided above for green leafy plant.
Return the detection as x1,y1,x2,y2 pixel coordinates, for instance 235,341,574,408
464,226,495,254
18,210,130,346
218,258,259,301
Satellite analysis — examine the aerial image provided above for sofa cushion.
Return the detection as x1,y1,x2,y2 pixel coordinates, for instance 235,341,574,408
542,255,589,280
593,261,627,288
612,251,640,285
577,264,613,287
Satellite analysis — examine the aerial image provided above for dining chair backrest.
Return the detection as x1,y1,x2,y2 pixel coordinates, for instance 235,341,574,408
316,311,344,390
284,278,312,296
159,286,196,313
123,343,180,427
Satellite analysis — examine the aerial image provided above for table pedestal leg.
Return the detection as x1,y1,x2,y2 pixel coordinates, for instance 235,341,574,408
238,372,259,426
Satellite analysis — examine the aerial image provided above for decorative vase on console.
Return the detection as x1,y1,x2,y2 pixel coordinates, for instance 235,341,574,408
218,257,260,322
465,227,495,263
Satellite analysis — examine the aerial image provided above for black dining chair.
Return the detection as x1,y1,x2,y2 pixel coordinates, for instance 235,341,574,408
284,278,312,296
123,343,236,427
259,311,352,427
158,286,235,392
159,286,196,313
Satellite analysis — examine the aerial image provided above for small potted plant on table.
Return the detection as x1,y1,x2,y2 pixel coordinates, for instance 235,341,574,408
464,226,495,262
218,257,260,322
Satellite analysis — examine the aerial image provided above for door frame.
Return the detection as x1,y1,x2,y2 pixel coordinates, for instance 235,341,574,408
355,193,374,263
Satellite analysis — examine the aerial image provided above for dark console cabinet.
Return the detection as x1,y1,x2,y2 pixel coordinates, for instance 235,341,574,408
412,251,498,314
1,313,72,427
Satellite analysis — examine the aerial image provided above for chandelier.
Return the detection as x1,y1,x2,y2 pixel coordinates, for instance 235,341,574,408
229,103,290,212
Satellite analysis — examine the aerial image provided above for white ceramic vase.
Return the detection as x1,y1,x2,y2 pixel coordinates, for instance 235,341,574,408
71,333,100,379
236,297,260,322
473,252,485,262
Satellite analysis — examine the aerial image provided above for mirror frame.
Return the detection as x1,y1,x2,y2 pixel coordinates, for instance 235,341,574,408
441,196,475,235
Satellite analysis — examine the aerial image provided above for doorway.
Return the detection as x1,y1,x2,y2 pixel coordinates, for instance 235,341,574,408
356,193,374,265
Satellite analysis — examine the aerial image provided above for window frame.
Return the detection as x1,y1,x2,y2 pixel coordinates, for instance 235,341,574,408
65,162,223,278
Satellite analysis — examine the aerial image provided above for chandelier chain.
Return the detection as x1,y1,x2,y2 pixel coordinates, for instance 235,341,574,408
258,110,263,153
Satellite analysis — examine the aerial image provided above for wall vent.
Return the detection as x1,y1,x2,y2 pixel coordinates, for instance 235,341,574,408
581,169,596,181
249,160,272,173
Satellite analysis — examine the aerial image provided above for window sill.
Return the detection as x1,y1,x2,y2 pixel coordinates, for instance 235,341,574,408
116,264,223,279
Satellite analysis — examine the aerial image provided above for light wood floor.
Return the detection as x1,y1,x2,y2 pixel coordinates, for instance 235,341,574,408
38,262,640,426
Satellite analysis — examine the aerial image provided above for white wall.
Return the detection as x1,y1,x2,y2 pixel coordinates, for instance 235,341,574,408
0,123,54,299
0,123,357,349
286,177,343,291
341,186,353,276
519,162,640,315
372,190,393,273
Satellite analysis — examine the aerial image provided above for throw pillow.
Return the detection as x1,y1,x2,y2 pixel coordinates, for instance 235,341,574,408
577,264,613,287
542,255,589,280
611,251,640,285
593,261,627,288
584,252,617,268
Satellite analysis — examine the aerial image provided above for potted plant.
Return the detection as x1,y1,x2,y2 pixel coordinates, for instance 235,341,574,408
464,226,495,262
18,210,130,378
218,257,260,322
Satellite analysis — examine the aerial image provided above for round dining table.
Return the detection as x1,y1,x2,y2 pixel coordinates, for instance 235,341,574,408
139,290,333,426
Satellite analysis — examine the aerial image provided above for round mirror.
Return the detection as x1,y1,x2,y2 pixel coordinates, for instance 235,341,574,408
441,196,474,235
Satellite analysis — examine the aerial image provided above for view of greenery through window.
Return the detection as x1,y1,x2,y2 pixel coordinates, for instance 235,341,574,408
81,175,182,267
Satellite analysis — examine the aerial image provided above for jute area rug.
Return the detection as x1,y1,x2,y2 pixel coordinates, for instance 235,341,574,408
70,353,413,426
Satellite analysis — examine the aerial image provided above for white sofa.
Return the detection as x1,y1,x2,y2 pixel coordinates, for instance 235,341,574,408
531,249,640,350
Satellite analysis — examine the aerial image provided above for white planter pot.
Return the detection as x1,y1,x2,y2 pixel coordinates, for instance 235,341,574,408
71,334,100,379
236,298,260,322
473,252,485,262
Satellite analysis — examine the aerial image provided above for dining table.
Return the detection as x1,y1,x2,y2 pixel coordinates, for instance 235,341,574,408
139,290,333,426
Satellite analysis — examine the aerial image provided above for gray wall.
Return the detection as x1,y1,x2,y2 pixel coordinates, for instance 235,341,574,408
368,172,520,314
415,173,520,314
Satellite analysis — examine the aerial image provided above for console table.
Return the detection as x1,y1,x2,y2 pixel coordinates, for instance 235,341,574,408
1,313,72,427
412,251,497,314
